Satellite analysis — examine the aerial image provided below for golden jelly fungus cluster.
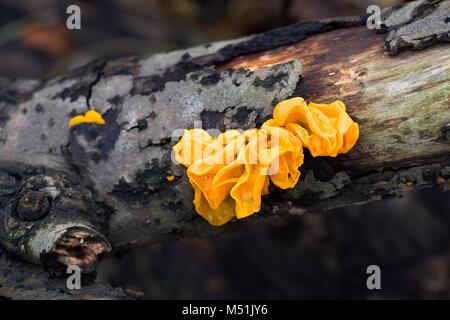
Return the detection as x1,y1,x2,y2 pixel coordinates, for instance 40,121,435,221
173,97,359,226
69,110,106,128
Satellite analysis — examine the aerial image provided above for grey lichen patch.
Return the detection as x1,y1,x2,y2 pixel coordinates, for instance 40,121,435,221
0,78,41,110
0,78,41,144
381,0,450,55
90,75,134,103
78,60,302,197
0,62,108,171
0,94,86,172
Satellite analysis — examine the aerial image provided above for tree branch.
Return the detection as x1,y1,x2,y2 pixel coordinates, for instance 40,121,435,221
0,0,449,298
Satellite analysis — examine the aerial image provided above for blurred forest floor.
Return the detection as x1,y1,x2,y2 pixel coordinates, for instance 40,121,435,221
0,0,448,299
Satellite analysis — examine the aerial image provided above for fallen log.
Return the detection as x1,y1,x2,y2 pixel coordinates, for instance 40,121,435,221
0,0,449,299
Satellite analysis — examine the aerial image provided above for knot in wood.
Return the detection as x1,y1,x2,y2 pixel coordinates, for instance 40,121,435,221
16,191,50,221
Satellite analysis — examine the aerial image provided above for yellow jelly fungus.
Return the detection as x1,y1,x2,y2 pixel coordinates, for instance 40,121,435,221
69,109,106,128
167,175,175,182
173,97,359,226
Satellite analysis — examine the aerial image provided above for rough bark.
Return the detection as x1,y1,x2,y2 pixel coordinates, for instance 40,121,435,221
0,0,449,299
0,248,134,299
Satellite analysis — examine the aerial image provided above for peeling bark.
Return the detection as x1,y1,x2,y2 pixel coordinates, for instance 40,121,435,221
0,0,449,299
379,0,450,54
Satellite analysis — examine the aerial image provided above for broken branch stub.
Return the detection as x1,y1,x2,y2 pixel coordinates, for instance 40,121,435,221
0,173,111,272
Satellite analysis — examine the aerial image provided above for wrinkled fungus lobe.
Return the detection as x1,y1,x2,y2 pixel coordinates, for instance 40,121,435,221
69,110,106,128
173,97,359,226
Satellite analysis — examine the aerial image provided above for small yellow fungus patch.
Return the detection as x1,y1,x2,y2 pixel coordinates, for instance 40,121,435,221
173,97,359,226
167,175,175,182
69,110,106,128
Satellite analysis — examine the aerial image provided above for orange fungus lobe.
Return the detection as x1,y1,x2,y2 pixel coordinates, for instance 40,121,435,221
173,97,359,226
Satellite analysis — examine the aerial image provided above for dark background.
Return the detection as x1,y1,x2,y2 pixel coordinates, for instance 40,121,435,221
0,0,448,299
